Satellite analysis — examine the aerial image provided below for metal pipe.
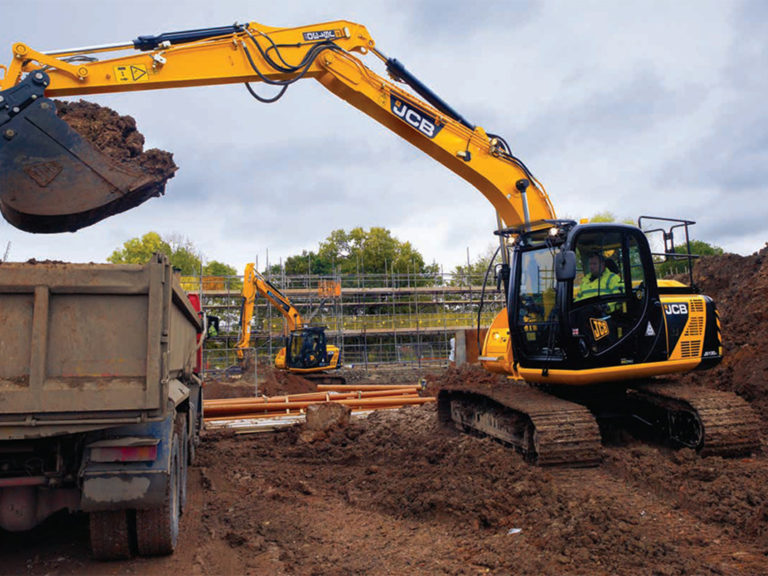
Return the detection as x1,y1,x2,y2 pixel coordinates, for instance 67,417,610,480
44,42,136,56
516,179,531,231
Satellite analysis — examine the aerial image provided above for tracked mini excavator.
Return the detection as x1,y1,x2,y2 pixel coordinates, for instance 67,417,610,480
235,263,344,386
0,20,759,465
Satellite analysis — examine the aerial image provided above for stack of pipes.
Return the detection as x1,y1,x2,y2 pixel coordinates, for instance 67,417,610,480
204,384,434,423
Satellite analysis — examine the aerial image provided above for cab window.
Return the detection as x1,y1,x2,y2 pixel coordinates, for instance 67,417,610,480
517,248,562,357
572,231,625,305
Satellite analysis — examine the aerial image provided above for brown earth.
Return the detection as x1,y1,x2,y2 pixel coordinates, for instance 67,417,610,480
54,99,177,182
1,249,767,575
204,365,318,399
2,403,766,575
680,245,768,432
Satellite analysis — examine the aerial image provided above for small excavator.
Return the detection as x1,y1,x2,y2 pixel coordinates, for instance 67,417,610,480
235,263,344,385
0,19,759,464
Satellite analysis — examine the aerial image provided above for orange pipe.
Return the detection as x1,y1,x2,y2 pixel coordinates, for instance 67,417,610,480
316,384,420,392
205,395,423,416
204,404,412,423
204,395,434,418
205,388,417,408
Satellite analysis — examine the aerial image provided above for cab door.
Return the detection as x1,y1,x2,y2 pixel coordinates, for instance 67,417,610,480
567,226,665,368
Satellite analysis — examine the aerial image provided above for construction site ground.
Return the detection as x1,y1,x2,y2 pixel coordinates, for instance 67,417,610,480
2,248,768,575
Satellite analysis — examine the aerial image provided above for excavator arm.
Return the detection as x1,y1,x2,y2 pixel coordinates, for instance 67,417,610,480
0,20,555,233
235,262,302,360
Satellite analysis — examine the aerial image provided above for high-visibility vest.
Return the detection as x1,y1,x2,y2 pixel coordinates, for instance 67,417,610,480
575,269,622,301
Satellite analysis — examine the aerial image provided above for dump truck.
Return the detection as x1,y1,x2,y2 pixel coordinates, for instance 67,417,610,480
0,253,203,559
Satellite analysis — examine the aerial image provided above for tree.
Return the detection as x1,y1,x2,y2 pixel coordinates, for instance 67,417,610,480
272,227,434,278
656,239,724,277
108,232,170,265
450,244,499,286
108,231,203,275
587,211,635,225
204,260,238,277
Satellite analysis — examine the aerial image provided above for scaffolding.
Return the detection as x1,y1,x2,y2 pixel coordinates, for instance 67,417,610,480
184,269,505,374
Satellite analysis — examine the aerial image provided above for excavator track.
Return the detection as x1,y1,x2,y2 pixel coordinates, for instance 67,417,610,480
438,382,602,467
627,384,761,457
303,374,347,387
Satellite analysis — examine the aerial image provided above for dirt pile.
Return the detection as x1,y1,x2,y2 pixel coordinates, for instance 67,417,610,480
681,246,768,428
55,99,177,182
204,365,317,400
193,403,768,575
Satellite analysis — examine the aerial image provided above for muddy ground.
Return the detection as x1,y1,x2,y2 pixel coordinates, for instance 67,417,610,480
1,248,767,575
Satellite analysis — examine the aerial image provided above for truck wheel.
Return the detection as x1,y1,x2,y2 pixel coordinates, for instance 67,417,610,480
90,510,133,560
136,432,180,556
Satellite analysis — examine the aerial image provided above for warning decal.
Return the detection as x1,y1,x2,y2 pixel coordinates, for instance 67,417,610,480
113,65,149,83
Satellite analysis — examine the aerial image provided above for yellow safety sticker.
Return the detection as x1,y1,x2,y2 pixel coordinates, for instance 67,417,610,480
112,64,149,83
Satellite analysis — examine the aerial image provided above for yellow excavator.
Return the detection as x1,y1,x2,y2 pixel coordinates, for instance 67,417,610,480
235,263,343,385
0,20,759,464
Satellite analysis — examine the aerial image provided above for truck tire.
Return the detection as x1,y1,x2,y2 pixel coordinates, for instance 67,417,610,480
176,414,189,514
90,510,132,560
136,432,180,556
188,403,199,465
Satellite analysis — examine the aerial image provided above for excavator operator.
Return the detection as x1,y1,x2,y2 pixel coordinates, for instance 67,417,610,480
574,252,622,302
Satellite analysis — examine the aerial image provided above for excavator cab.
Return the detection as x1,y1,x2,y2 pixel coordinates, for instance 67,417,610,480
505,219,718,383
286,326,335,370
0,72,165,233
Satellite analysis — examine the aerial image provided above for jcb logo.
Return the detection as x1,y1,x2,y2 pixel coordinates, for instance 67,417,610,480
664,303,688,315
590,318,610,341
390,96,444,139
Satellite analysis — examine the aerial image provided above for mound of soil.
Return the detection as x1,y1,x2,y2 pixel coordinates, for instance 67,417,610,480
204,365,317,400
681,245,768,428
258,369,317,397
54,99,177,182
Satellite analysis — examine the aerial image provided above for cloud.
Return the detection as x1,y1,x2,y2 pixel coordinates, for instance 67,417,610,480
1,0,765,274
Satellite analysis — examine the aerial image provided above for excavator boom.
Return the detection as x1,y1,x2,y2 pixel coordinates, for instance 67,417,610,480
237,262,303,357
0,20,554,232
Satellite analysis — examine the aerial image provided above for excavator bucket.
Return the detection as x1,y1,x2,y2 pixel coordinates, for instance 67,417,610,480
0,73,166,233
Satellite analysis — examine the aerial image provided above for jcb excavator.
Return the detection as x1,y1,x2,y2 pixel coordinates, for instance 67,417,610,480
235,263,343,385
0,20,759,465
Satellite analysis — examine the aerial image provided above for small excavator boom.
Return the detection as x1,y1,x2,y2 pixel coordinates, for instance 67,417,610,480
236,262,302,359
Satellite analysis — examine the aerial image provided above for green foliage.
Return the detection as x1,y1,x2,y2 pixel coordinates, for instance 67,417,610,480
204,260,238,277
656,239,724,277
108,232,170,265
270,227,435,279
681,240,724,257
108,232,238,278
450,245,499,286
587,211,635,225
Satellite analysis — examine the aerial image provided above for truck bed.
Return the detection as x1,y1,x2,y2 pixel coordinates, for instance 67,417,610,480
0,255,201,438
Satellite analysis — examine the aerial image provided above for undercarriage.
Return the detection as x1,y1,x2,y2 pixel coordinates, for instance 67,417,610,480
438,379,761,466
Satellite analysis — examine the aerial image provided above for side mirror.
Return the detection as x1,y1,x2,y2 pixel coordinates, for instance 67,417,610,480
555,251,577,281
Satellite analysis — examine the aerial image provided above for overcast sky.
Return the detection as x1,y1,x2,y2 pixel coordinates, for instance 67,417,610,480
1,0,766,274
